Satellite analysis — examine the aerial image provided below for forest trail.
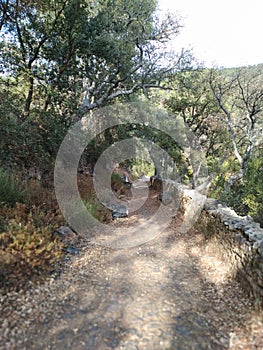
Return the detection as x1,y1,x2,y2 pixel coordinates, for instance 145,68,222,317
0,182,262,350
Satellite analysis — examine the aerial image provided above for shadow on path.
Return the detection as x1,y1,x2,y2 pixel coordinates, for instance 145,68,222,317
0,188,261,350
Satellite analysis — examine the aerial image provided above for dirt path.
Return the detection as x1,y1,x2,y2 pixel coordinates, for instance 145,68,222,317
0,183,262,349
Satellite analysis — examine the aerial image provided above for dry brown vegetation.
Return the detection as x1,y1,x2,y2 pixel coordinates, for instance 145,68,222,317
0,172,133,291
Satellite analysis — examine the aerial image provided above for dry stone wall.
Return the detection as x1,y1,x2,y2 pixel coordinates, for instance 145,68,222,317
153,178,263,303
195,198,263,304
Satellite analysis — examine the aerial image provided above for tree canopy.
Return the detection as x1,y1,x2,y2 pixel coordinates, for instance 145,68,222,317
0,0,190,120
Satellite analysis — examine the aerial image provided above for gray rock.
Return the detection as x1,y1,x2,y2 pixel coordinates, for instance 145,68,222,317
55,226,78,244
56,226,76,236
112,204,128,219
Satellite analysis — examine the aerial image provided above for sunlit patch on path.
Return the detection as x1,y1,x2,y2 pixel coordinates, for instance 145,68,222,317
0,187,262,350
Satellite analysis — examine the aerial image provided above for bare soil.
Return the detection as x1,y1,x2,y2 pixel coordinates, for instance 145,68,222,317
0,182,262,350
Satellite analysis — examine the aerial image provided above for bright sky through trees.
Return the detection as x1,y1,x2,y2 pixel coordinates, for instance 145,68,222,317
158,0,263,68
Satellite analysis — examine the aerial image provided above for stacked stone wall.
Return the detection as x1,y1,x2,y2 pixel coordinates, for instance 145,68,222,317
195,199,263,304
153,179,262,303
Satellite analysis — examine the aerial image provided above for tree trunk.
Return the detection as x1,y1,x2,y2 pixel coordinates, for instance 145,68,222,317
22,75,34,121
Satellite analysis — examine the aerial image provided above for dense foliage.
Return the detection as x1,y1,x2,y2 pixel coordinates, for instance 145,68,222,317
165,64,263,221
0,0,189,173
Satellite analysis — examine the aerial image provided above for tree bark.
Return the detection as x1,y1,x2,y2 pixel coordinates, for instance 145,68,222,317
22,75,34,121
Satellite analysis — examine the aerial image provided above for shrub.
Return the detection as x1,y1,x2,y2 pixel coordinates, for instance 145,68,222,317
0,168,26,207
219,185,248,216
242,157,263,224
0,180,66,289
83,199,101,218
130,159,155,177
209,157,263,225
0,202,64,289
83,198,111,222
111,173,124,185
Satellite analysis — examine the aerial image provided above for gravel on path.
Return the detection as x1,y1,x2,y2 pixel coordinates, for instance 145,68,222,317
0,187,262,350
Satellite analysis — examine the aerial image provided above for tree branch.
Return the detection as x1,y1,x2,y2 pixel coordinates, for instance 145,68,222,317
0,0,9,31
209,72,243,166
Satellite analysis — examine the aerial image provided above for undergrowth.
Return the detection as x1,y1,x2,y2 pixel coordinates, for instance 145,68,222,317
0,179,66,290
0,168,26,207
0,170,130,290
83,198,111,222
